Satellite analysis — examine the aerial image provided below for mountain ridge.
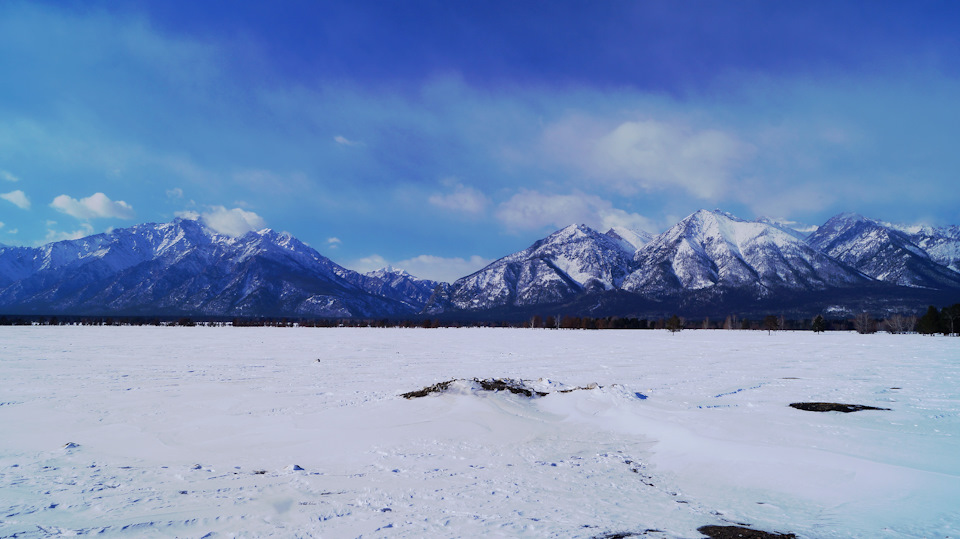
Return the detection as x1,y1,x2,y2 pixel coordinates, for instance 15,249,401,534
2,211,959,319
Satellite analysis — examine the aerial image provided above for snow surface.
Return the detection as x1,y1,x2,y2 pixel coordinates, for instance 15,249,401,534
1,327,959,538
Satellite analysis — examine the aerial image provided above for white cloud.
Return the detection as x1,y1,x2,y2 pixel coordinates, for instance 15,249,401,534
44,222,95,243
50,192,134,219
334,135,362,146
351,254,390,273
1,190,31,209
428,180,490,215
0,221,4,229
175,210,200,221
327,237,341,249
350,253,492,283
543,117,754,200
496,190,655,233
188,206,267,237
1,170,19,182
166,187,184,198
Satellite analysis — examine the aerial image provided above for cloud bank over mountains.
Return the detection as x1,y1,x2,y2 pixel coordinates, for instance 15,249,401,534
1,1,959,279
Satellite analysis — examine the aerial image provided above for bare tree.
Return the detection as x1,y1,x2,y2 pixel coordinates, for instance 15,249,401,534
883,314,915,334
853,312,877,334
723,314,739,330
763,315,779,335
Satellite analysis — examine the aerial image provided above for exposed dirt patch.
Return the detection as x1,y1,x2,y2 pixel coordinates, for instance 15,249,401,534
789,402,890,413
401,378,566,399
698,525,797,538
476,378,549,397
400,379,457,399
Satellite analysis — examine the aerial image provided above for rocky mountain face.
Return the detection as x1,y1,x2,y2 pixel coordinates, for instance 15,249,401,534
2,210,959,319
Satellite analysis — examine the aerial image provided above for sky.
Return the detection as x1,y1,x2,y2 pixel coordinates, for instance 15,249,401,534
1,1,960,282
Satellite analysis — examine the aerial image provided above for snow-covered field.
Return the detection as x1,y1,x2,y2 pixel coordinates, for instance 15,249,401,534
1,327,958,538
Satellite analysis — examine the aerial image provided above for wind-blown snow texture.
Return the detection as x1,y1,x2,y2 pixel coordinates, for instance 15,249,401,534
1,327,958,537
1,210,959,319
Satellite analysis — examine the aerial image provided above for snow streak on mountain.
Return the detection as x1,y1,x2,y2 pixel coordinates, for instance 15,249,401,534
1,210,959,319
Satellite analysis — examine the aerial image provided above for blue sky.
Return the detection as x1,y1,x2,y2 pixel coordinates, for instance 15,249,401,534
2,1,960,281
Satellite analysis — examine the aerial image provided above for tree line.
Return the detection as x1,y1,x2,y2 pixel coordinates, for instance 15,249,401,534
1,303,958,335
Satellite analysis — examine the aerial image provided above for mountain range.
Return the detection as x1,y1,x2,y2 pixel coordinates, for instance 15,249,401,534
1,210,959,319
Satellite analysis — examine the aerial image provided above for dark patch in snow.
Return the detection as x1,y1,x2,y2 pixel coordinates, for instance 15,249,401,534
635,392,648,400
400,379,456,399
400,378,597,399
697,524,797,538
789,402,891,413
476,378,548,397
62,442,80,449
591,530,663,539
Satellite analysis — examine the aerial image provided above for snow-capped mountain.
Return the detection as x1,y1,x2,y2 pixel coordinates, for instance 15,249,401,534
621,210,869,298
429,224,636,312
807,213,960,289
2,210,959,319
0,218,419,318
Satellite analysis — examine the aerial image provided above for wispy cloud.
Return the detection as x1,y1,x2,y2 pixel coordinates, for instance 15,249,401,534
428,179,490,215
166,187,184,199
1,170,19,182
1,190,30,210
542,117,755,200
496,190,655,233
334,135,363,147
44,222,94,243
50,192,134,219
327,237,341,249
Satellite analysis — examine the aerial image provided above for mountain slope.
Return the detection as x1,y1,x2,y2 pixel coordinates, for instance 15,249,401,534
808,213,960,289
622,210,869,298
